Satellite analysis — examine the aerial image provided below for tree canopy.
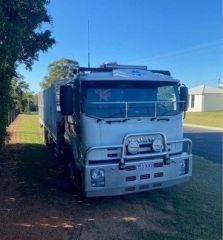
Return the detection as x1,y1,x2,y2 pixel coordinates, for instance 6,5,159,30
40,58,79,89
0,0,55,146
11,75,36,112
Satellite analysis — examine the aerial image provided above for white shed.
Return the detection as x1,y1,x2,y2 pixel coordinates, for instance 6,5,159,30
188,85,223,112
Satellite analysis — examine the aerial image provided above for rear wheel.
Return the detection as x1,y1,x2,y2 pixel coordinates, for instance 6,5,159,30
43,128,54,148
43,128,49,146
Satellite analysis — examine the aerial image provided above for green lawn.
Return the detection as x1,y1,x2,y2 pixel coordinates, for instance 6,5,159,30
14,112,43,144
184,111,223,128
1,113,222,240
131,156,222,240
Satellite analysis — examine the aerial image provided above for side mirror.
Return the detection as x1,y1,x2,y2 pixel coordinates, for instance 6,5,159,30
180,86,189,112
60,85,74,115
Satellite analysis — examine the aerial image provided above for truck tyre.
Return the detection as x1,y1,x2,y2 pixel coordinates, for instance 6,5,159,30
43,128,49,146
64,148,82,194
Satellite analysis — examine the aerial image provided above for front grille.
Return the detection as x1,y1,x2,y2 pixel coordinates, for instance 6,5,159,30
154,172,164,178
107,147,119,151
140,174,150,180
125,134,165,157
107,148,121,159
154,162,164,168
125,143,154,156
88,159,119,164
107,153,118,158
138,143,153,153
125,165,136,171
126,176,136,182
88,133,167,165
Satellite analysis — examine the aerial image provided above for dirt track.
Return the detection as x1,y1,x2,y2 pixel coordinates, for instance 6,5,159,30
0,115,174,240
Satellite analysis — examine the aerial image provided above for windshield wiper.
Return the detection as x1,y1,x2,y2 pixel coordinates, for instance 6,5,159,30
106,119,129,123
151,117,170,121
89,114,129,123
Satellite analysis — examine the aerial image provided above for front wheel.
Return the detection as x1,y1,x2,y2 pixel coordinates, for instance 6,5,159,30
64,148,82,193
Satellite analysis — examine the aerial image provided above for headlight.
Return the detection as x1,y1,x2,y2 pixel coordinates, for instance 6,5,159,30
127,141,140,154
152,139,163,152
91,169,105,187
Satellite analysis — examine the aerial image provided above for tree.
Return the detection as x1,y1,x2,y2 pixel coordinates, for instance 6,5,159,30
0,0,55,146
10,75,35,112
10,74,29,110
40,58,79,89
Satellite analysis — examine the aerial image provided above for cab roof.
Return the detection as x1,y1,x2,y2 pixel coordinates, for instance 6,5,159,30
81,68,179,83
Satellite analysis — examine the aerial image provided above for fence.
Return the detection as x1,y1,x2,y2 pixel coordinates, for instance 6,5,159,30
7,109,20,126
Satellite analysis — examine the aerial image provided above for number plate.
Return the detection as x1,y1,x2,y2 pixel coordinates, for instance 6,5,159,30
137,162,154,171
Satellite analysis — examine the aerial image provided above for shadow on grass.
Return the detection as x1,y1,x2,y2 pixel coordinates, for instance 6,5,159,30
14,143,66,200
13,142,172,206
184,131,223,164
0,141,222,240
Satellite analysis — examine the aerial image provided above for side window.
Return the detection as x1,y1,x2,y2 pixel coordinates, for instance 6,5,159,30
157,86,178,113
157,86,176,101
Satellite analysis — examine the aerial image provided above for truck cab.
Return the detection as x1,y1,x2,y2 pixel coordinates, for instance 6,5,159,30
59,65,192,197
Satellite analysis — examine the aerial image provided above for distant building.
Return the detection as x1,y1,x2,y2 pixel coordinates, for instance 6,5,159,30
218,79,223,89
188,85,223,112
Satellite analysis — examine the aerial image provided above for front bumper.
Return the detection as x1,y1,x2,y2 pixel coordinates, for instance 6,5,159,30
84,153,192,197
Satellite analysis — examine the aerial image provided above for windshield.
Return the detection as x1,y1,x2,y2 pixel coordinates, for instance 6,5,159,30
82,81,181,118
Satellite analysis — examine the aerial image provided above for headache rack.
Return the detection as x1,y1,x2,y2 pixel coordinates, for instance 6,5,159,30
75,64,171,76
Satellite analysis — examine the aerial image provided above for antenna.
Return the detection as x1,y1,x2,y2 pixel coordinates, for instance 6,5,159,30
88,20,90,68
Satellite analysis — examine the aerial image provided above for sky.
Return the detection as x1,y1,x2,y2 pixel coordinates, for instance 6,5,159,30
18,0,222,92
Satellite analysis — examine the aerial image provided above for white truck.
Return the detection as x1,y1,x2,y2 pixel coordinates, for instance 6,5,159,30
38,64,192,197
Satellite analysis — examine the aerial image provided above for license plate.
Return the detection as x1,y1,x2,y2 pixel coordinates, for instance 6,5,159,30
137,162,154,171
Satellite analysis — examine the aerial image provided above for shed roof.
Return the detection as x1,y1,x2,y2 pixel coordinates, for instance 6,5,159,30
189,85,223,94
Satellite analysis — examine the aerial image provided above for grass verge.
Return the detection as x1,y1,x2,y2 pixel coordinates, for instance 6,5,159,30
129,156,222,240
0,114,222,240
184,111,223,128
